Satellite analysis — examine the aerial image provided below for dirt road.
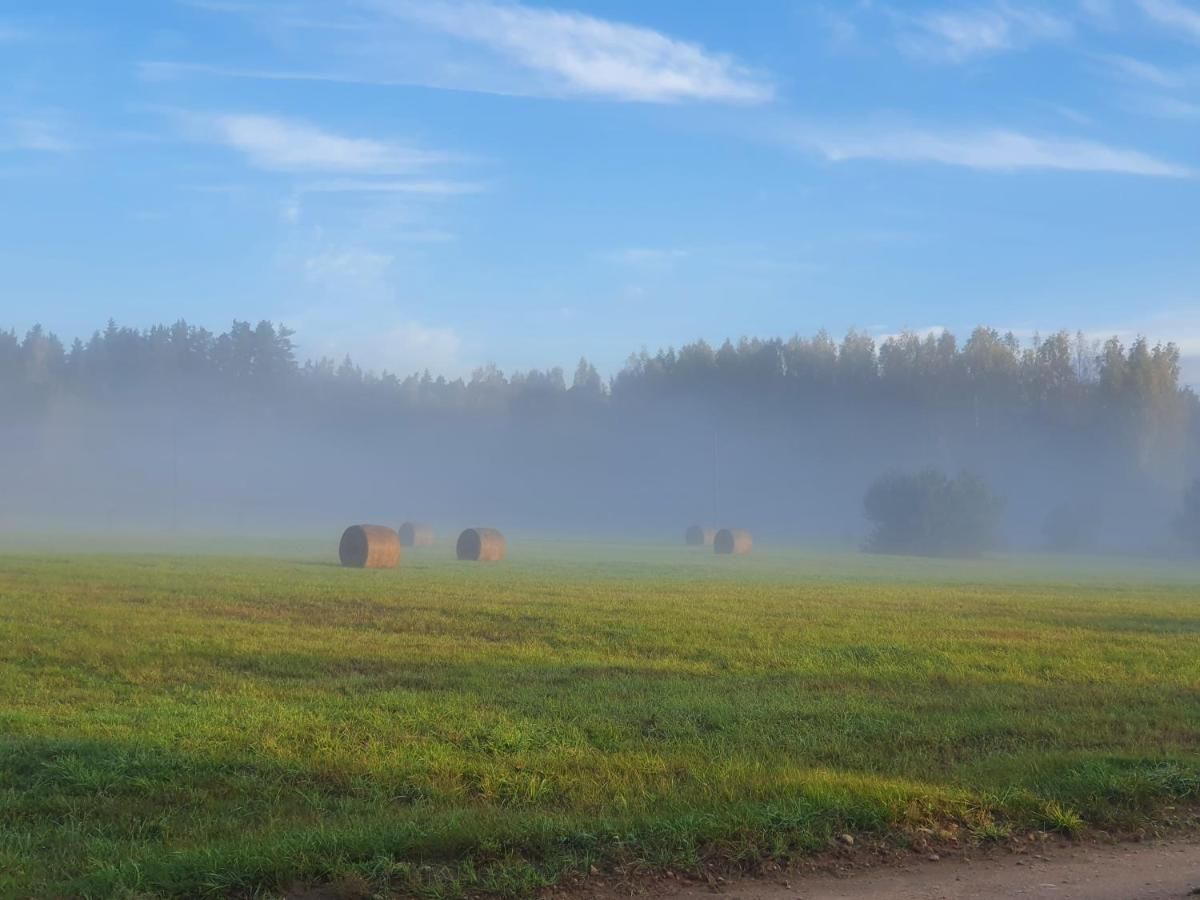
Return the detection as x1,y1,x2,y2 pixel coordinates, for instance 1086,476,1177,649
579,840,1200,900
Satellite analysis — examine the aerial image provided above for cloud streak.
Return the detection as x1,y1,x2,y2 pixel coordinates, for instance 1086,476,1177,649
165,0,772,105
1135,95,1200,120
172,112,481,238
1138,0,1200,42
794,123,1193,177
0,116,70,153
183,113,450,174
1101,53,1185,88
381,0,772,103
139,61,443,90
897,3,1072,62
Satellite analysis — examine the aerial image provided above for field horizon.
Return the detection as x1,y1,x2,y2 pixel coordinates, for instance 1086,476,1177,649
2,542,1198,898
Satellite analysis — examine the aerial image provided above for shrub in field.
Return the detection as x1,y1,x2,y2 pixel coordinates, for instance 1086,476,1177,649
1175,478,1200,554
863,468,1003,557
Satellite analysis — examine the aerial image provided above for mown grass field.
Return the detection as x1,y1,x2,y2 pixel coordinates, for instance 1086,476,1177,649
1,540,1199,899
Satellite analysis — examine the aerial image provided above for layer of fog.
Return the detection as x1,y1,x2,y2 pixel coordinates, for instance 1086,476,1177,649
3,387,1190,557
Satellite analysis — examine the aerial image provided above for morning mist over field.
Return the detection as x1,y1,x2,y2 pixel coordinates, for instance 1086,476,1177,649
6,2,1200,897
3,320,1196,554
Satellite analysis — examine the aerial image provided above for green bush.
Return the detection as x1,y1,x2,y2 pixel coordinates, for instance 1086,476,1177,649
864,468,1003,557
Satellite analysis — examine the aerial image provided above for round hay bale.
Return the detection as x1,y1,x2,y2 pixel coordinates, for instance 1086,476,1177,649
685,524,715,546
456,527,506,561
339,524,401,568
398,522,435,548
714,528,752,555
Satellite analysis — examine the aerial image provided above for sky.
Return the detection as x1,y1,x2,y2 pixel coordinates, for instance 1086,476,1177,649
2,0,1199,382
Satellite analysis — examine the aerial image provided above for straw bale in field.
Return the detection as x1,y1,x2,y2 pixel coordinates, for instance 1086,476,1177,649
398,522,435,548
714,528,752,555
456,528,506,561
339,524,401,568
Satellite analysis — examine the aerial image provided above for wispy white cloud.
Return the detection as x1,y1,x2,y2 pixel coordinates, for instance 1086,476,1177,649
181,112,449,174
897,3,1073,62
141,58,575,101
1077,0,1117,25
1044,103,1093,126
167,109,478,254
1133,94,1200,119
1101,53,1184,87
169,0,772,104
142,59,565,101
382,0,772,103
1137,0,1200,41
1098,52,1200,121
816,7,860,49
386,0,768,103
0,116,70,153
141,60,392,87
793,122,1193,177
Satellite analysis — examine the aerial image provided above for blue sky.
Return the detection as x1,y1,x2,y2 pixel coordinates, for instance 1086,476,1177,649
2,0,1199,381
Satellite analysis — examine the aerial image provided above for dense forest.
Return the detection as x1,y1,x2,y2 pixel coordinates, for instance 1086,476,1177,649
2,320,1197,552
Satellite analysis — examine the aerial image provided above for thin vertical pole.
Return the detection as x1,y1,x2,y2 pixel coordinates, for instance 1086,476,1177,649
170,377,179,534
712,428,718,523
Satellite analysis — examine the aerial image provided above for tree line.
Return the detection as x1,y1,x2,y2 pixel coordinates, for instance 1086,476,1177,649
4,319,1194,423
4,320,1196,472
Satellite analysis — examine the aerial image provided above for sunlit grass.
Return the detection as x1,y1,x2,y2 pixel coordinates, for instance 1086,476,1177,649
1,543,1198,898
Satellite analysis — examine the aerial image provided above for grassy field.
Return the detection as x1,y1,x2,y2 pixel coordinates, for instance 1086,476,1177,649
1,541,1199,899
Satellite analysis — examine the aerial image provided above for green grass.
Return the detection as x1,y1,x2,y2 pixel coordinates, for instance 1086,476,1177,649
1,542,1198,898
